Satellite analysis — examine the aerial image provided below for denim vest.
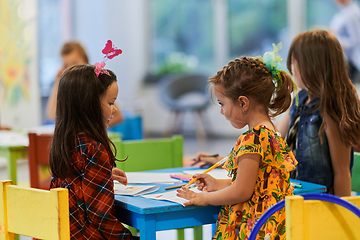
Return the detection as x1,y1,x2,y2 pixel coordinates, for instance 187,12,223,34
289,90,332,190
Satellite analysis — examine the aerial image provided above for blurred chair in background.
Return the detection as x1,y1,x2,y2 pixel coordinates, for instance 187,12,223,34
28,132,53,190
158,74,212,141
114,135,183,172
109,111,143,140
352,152,360,195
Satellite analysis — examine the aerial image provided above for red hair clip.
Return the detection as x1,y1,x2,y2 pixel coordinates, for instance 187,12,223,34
94,40,122,77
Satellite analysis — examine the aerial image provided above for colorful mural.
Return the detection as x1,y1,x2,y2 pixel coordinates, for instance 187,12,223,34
0,0,30,105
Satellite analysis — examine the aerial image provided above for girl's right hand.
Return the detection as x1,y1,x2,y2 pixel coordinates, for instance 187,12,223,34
193,173,218,192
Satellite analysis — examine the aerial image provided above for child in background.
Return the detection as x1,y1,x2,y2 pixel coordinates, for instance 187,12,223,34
177,45,297,240
49,64,134,239
278,30,360,196
46,42,89,120
46,41,123,126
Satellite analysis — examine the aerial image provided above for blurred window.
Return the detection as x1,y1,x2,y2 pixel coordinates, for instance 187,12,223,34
306,0,338,29
151,0,214,75
228,0,288,60
38,0,62,97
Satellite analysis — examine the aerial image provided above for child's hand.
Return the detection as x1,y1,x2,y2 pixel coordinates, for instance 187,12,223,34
192,152,222,168
194,173,217,192
112,168,128,185
176,187,208,206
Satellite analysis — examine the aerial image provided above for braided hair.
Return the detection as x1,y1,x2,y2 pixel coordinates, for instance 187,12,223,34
209,56,294,117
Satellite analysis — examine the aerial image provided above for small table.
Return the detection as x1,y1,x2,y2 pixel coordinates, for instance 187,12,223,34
114,167,327,240
0,129,120,185
0,131,28,185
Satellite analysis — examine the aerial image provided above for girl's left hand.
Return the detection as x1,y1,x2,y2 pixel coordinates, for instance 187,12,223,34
112,168,128,185
176,187,208,206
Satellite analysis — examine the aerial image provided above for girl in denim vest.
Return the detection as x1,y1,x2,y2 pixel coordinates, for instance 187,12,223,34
278,30,360,196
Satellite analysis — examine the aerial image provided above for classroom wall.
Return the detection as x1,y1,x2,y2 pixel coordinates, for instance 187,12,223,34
71,0,243,137
0,0,304,136
0,0,41,129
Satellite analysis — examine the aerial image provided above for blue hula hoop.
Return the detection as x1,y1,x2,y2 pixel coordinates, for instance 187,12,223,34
248,193,360,240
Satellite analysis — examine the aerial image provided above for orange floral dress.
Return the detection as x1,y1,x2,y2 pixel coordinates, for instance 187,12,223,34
213,125,297,240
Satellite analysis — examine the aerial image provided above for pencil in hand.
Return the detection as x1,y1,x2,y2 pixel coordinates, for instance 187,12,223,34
185,156,228,188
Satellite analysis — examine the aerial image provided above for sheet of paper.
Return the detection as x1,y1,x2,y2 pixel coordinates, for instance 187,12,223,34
141,186,201,206
125,172,182,184
183,168,230,180
114,183,160,196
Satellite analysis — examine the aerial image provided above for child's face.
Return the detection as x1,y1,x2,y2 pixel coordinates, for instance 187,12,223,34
62,51,87,68
100,81,119,126
291,58,306,90
213,85,246,129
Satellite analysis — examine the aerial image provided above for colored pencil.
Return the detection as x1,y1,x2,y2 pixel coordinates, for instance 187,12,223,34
185,156,228,188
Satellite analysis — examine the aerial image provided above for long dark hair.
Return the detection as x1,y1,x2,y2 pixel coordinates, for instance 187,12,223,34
287,30,360,147
50,64,118,179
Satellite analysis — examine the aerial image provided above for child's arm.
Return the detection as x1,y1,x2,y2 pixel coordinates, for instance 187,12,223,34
275,109,290,139
112,168,128,185
193,173,231,192
83,144,133,239
177,153,260,206
325,115,352,197
193,152,225,167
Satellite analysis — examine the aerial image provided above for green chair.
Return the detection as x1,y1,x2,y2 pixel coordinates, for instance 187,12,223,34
352,152,360,194
113,135,203,240
114,135,183,172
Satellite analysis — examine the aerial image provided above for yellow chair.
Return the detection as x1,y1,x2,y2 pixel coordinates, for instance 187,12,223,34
0,180,69,240
286,195,360,240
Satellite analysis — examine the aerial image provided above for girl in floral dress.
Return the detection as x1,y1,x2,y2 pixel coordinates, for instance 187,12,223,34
177,44,297,240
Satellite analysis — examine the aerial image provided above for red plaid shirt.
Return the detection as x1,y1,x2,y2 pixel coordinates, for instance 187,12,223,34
50,133,133,240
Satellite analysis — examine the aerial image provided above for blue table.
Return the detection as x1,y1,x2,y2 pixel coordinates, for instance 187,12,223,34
114,167,326,240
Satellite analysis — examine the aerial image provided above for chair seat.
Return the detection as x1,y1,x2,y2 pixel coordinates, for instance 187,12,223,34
169,92,209,111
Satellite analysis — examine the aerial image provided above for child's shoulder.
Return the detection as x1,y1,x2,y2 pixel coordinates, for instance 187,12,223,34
237,125,281,145
244,125,278,136
75,133,106,153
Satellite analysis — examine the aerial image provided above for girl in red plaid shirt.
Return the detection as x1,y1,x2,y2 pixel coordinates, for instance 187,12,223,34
49,64,135,240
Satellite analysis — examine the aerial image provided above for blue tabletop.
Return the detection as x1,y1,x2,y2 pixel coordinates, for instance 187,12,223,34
114,167,326,215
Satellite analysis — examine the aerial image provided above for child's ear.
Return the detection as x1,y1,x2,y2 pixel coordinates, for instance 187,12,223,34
238,96,250,111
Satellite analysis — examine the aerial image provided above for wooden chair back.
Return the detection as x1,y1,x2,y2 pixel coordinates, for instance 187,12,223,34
113,135,183,172
28,133,53,190
286,195,360,240
0,180,69,240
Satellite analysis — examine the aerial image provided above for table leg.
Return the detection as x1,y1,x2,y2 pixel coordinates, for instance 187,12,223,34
5,148,27,186
193,225,203,240
7,150,18,185
138,214,156,240
177,229,185,240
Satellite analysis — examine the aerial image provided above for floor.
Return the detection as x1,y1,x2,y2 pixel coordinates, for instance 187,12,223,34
0,135,239,240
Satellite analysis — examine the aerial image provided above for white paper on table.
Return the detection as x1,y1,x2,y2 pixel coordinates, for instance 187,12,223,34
141,186,201,206
0,131,29,146
114,183,160,196
183,168,230,180
125,172,182,184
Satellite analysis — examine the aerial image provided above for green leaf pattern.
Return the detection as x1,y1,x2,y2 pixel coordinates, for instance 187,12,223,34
214,125,297,240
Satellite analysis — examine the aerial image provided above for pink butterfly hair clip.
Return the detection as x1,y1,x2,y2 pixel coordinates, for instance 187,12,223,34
94,40,123,77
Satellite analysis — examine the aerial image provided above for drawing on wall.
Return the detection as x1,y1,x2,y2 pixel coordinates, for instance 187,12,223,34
0,0,31,106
